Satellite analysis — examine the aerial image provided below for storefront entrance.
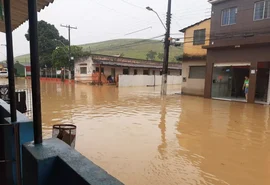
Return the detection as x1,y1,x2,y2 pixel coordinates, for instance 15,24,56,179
211,64,250,101
255,62,270,103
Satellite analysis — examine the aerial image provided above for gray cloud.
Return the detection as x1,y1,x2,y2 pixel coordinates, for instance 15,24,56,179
0,0,210,61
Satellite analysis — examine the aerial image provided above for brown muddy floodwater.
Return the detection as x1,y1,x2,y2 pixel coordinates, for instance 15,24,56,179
6,78,270,184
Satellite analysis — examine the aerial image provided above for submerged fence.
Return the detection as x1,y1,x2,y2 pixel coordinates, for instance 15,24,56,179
0,85,33,119
40,68,74,80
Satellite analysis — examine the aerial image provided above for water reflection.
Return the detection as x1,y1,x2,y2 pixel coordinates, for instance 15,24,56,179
158,98,167,159
6,79,270,185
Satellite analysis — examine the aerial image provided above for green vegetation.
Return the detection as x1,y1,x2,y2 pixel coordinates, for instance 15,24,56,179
80,39,182,62
14,39,183,65
25,20,69,67
52,46,90,69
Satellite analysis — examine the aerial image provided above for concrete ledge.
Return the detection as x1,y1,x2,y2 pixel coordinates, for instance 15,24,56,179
0,99,34,185
22,138,123,185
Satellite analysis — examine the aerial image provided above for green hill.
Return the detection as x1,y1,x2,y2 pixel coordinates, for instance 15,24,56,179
14,39,182,64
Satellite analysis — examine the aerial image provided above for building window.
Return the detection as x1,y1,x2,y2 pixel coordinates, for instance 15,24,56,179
254,1,270,21
96,67,104,73
123,69,129,75
80,67,87,74
160,70,162,75
79,63,87,74
134,69,138,75
143,70,149,75
189,66,206,79
221,7,237,26
152,70,155,75
193,29,206,45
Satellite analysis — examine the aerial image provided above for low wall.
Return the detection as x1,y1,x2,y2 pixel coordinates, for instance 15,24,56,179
23,138,123,185
118,75,182,87
26,77,75,84
0,99,34,185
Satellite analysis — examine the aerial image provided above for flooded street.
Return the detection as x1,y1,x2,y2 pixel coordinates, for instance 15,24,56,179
7,79,270,184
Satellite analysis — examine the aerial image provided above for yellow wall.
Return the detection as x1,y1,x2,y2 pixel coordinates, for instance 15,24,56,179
183,19,211,56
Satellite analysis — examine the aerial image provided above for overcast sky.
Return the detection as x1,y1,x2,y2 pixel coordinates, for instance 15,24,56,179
0,0,211,61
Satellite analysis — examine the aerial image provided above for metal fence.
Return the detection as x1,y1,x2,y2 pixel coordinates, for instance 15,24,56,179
40,68,74,79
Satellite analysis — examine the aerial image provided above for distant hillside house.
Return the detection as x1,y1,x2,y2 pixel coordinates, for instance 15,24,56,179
74,54,182,84
14,62,31,77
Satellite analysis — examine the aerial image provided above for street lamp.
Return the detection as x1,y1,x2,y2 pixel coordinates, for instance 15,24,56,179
54,39,66,48
146,1,172,96
146,6,166,30
54,39,73,61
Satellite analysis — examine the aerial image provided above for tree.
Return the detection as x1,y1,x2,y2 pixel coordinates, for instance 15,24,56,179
157,53,164,60
52,46,89,69
25,20,68,68
146,50,157,60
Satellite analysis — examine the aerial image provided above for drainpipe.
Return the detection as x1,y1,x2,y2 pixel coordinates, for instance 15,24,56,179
28,0,43,144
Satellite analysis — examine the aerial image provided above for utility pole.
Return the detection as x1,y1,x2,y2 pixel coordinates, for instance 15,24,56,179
60,24,77,63
161,0,172,95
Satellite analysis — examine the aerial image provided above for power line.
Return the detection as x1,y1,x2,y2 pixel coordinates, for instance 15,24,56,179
90,27,270,53
125,26,152,36
60,24,77,62
119,0,145,10
89,0,154,25
91,35,165,53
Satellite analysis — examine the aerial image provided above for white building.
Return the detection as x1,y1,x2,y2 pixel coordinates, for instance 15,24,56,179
74,54,182,84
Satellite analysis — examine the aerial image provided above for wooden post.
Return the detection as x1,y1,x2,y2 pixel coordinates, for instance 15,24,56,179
99,64,102,85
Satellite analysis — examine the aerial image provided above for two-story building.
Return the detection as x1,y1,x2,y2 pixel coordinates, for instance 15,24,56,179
180,18,211,96
204,0,270,104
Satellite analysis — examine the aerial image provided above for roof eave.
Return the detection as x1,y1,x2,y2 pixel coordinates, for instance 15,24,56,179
208,0,228,4
0,0,55,33
179,18,211,33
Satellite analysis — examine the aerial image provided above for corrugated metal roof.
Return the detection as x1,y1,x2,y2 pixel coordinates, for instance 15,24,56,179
0,0,55,33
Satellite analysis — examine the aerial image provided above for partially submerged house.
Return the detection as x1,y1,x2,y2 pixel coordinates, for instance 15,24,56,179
204,0,270,104
74,54,182,84
180,0,270,104
14,62,31,77
180,18,211,96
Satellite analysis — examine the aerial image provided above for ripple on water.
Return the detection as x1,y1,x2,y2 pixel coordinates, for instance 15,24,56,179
11,79,270,185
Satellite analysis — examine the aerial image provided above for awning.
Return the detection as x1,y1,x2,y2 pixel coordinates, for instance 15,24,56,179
214,63,251,67
0,0,55,33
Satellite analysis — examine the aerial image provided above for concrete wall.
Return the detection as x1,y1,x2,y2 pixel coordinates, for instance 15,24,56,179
22,138,123,185
0,99,34,185
119,75,182,87
183,19,211,56
74,57,95,82
181,61,206,96
98,66,180,79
